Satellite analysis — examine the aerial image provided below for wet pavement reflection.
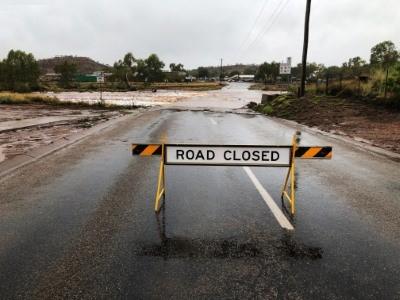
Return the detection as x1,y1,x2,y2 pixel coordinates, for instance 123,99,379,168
137,201,322,261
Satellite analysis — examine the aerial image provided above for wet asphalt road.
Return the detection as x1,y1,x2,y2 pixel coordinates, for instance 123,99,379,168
0,102,400,298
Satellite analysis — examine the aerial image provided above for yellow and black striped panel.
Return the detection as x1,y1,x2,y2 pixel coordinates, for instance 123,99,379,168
295,146,332,159
132,144,162,156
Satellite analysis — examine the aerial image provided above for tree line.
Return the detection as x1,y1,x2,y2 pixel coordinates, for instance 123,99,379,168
0,50,40,92
0,40,398,99
252,40,399,99
0,50,186,91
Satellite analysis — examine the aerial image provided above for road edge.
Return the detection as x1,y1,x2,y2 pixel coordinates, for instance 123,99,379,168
265,114,400,161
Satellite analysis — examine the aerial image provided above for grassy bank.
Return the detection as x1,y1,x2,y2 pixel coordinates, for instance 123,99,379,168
0,92,59,105
0,92,137,110
249,83,288,91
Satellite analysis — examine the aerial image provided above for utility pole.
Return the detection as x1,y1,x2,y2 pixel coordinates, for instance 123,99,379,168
100,80,103,102
99,71,104,104
300,0,312,97
220,58,223,82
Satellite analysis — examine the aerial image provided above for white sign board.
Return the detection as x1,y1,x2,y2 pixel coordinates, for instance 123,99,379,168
165,145,291,167
97,76,105,83
279,63,291,75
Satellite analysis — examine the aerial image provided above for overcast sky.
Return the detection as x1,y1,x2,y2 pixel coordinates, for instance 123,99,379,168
1,0,399,68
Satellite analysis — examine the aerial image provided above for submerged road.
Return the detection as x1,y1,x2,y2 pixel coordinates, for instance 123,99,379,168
0,85,399,299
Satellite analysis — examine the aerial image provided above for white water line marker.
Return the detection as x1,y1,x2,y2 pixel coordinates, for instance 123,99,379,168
209,118,218,125
243,166,294,230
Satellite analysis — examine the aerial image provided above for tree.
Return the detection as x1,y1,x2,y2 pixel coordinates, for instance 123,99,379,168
370,41,399,98
342,56,367,77
291,62,323,81
113,53,166,83
54,61,77,87
123,52,135,68
255,62,279,83
255,62,269,83
134,59,148,81
321,66,342,94
113,52,137,87
243,67,256,75
145,54,165,82
387,62,400,97
169,63,184,72
0,49,39,91
197,67,209,79
348,56,366,68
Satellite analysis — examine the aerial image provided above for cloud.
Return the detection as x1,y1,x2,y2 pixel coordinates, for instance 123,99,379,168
0,0,398,68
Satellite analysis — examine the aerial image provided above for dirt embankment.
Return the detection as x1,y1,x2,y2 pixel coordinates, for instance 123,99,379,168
251,95,400,154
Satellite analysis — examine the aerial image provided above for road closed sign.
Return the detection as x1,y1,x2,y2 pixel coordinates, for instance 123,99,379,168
165,145,291,167
131,139,332,214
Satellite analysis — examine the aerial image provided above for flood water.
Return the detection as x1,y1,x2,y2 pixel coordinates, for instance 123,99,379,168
44,83,269,109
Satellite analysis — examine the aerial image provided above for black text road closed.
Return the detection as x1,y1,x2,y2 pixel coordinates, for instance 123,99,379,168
165,145,291,167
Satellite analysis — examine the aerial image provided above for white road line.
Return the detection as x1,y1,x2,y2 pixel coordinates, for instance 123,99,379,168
209,118,218,125
243,166,294,230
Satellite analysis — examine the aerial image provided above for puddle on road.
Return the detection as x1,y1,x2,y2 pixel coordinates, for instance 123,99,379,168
136,208,322,260
138,237,263,259
136,236,322,260
278,235,323,259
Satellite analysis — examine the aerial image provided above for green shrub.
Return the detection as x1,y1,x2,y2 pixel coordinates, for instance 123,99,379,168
328,84,342,96
337,87,356,97
262,105,274,115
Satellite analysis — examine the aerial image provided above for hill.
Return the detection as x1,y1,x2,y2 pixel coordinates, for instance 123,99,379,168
38,56,109,74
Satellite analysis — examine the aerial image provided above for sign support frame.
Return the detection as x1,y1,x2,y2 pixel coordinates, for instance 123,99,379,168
281,134,298,215
154,144,166,212
131,136,332,215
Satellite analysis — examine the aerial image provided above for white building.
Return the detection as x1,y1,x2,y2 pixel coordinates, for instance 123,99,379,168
279,57,292,75
228,74,255,82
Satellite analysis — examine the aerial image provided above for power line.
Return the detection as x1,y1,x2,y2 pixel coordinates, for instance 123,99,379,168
238,0,291,61
245,0,291,54
235,1,283,62
241,0,285,55
230,0,275,64
238,0,270,51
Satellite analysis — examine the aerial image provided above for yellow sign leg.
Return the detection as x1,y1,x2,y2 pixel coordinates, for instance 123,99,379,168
154,145,165,212
281,134,298,215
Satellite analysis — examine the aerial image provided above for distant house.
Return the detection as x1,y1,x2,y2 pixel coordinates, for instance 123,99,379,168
41,70,110,83
185,75,196,82
228,74,255,82
40,73,61,82
75,72,111,83
75,74,97,82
